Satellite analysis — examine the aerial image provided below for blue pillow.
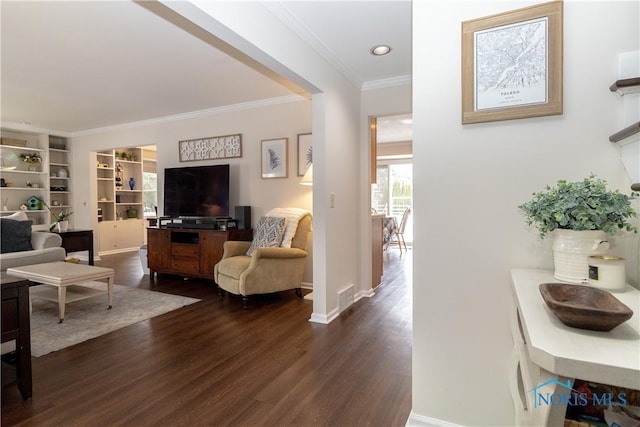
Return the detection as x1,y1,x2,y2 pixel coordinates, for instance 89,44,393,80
0,218,33,253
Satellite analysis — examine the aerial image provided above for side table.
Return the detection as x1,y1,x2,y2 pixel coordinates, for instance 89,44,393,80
52,229,94,265
1,272,32,400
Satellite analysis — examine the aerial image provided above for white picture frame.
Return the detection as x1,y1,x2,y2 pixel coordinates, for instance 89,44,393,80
261,138,288,179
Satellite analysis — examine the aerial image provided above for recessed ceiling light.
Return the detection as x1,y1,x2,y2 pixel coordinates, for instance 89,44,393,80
370,45,391,56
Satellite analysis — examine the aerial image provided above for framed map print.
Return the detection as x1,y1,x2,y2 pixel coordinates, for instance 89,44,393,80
462,1,563,124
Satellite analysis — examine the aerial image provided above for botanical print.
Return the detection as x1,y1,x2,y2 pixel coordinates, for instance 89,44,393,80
306,146,312,165
261,138,288,178
268,148,280,170
297,133,312,176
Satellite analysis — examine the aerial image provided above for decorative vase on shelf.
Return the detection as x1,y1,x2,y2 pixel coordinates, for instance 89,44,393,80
57,220,69,233
128,177,135,190
552,229,609,283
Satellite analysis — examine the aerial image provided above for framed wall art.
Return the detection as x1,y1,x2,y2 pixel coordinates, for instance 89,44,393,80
461,1,563,124
261,138,288,179
179,133,242,162
297,133,312,176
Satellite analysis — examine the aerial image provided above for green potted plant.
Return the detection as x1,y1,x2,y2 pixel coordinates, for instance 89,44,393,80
38,198,73,232
519,175,638,283
50,209,73,232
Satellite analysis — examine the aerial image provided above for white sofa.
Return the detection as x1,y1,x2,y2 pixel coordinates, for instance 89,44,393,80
0,212,66,271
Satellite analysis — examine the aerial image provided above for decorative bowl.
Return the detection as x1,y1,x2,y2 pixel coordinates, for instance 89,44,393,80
539,283,633,331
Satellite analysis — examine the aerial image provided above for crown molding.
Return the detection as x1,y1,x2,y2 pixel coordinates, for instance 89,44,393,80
362,75,412,91
0,122,72,137
263,2,364,89
71,94,308,137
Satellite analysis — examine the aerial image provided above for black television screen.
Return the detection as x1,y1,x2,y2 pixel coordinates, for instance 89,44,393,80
164,164,230,218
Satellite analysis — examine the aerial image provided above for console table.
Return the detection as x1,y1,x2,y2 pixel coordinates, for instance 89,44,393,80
509,269,639,426
1,273,32,400
147,227,252,281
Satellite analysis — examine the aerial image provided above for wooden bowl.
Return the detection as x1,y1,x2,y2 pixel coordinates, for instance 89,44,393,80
539,283,633,331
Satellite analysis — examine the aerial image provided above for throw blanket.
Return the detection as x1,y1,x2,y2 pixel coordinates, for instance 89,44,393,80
266,208,312,248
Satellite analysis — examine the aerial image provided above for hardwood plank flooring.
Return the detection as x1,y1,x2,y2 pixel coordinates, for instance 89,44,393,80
2,249,412,426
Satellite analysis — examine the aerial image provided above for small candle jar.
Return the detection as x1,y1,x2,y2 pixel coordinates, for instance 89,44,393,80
588,256,626,292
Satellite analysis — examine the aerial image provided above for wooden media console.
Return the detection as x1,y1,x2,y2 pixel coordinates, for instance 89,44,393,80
147,227,252,281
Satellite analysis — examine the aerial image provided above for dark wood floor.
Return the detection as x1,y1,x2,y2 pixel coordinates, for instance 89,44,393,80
2,249,412,426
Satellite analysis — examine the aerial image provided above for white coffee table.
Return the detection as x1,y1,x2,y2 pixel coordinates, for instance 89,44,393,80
7,261,115,323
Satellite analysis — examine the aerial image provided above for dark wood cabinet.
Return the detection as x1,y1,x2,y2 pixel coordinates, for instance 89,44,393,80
199,232,229,278
1,273,32,400
147,227,252,281
147,226,171,271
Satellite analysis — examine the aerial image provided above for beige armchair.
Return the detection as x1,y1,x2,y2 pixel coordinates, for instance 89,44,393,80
214,214,311,307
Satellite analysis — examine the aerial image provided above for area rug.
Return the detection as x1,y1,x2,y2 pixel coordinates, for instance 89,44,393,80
29,282,200,357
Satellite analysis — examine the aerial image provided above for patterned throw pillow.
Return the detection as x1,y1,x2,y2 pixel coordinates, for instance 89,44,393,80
246,216,286,256
265,208,311,248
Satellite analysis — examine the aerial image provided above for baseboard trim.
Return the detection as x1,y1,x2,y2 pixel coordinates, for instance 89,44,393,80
406,411,461,427
357,288,375,299
98,247,141,257
309,307,339,324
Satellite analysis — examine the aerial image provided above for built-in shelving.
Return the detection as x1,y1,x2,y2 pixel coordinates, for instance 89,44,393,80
0,131,71,229
95,147,146,255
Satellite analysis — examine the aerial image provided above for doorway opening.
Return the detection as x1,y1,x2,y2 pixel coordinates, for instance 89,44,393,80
371,113,413,247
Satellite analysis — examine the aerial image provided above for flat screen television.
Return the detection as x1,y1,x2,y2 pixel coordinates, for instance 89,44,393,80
164,164,230,218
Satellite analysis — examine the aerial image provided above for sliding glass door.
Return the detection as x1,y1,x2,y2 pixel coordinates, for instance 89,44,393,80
372,162,413,244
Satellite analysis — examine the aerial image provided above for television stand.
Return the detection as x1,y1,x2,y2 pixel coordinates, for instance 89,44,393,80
147,227,252,281
160,217,237,230
166,223,219,230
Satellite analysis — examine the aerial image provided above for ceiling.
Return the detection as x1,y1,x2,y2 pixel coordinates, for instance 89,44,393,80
1,1,411,140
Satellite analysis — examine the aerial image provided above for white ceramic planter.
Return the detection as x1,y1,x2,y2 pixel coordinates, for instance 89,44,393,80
56,220,69,232
552,229,610,283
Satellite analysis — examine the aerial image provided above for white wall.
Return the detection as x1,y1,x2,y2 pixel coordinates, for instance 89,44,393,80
412,1,639,425
71,99,314,282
